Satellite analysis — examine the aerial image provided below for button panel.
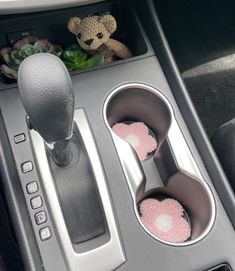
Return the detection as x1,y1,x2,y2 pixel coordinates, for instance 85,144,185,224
20,158,52,244
26,181,39,194
21,161,33,173
3,92,68,270
31,196,43,209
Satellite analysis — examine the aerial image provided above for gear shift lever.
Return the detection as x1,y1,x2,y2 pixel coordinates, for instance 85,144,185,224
18,53,75,166
18,53,107,245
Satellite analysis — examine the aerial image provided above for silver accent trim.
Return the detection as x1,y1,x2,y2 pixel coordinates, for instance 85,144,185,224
0,0,105,15
112,134,145,198
103,82,216,247
167,120,203,180
30,109,125,271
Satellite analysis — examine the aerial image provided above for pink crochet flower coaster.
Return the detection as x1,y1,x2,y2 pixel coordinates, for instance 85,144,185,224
139,198,191,243
112,122,157,161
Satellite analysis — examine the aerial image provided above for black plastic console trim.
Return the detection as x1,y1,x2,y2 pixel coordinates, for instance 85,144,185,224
0,111,43,271
133,0,235,227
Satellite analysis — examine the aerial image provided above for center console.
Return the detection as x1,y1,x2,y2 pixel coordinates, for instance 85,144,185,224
0,0,235,271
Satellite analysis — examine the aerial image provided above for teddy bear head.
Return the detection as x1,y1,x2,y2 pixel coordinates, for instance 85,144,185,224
68,15,117,51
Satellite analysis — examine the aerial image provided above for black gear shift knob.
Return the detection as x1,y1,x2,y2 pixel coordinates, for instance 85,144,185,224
18,53,74,145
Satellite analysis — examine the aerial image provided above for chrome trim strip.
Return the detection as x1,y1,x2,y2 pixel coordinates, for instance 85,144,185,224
112,134,145,198
103,82,216,247
30,109,125,271
167,120,203,180
0,0,105,15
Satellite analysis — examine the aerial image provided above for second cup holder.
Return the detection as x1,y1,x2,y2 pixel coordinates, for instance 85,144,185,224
106,84,171,146
103,83,215,246
138,172,212,243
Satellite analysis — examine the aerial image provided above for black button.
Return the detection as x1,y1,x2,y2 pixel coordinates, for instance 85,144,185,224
30,196,43,209
14,133,26,144
21,161,33,173
26,182,38,194
35,211,47,225
39,227,51,241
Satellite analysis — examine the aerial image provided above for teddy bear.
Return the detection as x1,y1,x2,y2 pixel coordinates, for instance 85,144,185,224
67,14,132,63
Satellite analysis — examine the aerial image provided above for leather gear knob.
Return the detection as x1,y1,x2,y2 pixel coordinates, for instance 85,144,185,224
18,53,74,144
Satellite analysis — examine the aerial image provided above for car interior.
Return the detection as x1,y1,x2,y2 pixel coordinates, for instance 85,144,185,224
0,0,234,270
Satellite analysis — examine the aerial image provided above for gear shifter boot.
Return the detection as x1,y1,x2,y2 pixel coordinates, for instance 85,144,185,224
47,129,106,245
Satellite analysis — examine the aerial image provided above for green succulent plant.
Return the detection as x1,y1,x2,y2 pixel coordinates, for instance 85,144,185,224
0,36,62,80
0,37,104,81
60,45,104,71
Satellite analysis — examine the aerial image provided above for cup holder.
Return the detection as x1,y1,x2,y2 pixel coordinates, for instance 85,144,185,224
106,84,171,146
139,172,212,243
103,83,215,246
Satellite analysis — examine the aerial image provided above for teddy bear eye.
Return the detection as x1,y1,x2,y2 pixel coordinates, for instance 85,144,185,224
77,33,82,39
97,32,103,39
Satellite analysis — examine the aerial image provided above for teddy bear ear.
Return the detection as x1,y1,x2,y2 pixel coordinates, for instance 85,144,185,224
98,15,117,34
67,17,82,35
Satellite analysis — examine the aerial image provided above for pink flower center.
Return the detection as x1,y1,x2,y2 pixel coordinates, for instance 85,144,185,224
155,214,172,232
125,134,140,148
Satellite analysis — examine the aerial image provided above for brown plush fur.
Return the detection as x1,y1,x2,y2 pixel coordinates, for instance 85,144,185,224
68,15,132,63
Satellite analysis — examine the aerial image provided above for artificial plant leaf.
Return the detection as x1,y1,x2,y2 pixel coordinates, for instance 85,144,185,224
63,62,79,71
8,50,22,68
11,49,26,62
60,46,86,70
60,44,104,71
87,54,104,67
1,64,18,79
0,47,12,64
35,40,54,52
65,49,86,61
0,36,63,80
13,36,38,50
21,44,41,56
52,44,62,56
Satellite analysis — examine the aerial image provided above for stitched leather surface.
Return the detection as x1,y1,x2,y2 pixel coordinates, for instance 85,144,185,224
18,53,74,144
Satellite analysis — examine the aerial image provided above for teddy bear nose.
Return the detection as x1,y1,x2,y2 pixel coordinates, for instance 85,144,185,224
84,39,94,46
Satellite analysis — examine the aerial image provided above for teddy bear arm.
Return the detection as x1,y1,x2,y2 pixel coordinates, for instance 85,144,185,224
105,39,132,59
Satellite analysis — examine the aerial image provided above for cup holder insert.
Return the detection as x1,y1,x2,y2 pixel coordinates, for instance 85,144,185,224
112,121,158,161
138,193,192,243
104,83,215,246
137,172,212,243
107,87,171,145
